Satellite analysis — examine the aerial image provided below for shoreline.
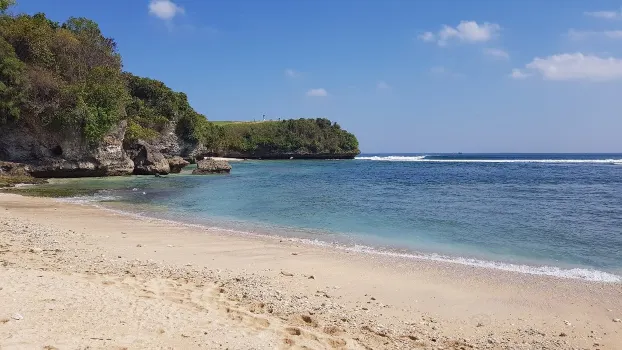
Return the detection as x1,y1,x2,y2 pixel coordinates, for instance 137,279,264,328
1,193,621,349
61,194,622,283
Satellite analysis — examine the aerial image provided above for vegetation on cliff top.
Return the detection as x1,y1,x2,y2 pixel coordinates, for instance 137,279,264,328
0,1,359,157
212,119,359,156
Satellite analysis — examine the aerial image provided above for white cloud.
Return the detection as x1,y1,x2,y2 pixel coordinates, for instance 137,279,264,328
568,29,622,40
584,10,622,19
376,81,391,90
483,48,509,59
149,0,184,20
418,32,436,42
517,53,622,81
509,69,530,80
285,69,300,78
421,21,501,46
306,88,328,97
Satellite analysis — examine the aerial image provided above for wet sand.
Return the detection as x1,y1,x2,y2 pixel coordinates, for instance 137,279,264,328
0,193,621,349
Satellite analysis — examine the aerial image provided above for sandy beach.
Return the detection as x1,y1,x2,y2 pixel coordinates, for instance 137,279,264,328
0,193,621,349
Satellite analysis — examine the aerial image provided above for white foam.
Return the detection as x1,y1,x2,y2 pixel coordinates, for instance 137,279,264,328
356,155,622,164
342,245,621,283
357,155,427,161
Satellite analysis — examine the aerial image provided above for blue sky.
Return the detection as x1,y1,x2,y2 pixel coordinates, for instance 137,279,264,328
13,0,622,153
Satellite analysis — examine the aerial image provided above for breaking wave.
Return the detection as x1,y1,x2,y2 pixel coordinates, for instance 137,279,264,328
356,155,622,164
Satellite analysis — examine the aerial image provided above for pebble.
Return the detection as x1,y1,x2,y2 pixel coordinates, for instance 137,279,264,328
12,313,23,320
281,271,294,277
29,247,42,253
613,318,621,323
564,320,571,326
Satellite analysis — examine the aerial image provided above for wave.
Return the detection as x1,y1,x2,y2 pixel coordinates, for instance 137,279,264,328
55,196,622,283
344,245,621,283
356,155,622,164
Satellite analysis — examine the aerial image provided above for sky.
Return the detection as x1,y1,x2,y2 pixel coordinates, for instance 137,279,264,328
12,0,622,153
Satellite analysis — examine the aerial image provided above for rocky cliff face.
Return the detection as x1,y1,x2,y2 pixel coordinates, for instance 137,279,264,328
0,121,134,178
0,120,200,178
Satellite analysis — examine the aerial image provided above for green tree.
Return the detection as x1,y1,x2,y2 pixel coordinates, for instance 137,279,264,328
0,36,26,122
0,0,15,13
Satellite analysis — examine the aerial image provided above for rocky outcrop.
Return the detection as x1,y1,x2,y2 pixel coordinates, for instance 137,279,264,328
192,158,231,174
0,161,45,187
0,161,30,176
126,141,170,175
167,156,190,173
0,121,134,178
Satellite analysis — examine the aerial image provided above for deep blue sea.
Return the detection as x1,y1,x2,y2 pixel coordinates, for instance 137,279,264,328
51,154,622,282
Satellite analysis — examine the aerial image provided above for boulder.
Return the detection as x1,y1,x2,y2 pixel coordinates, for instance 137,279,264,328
127,141,170,175
167,156,190,173
192,158,231,174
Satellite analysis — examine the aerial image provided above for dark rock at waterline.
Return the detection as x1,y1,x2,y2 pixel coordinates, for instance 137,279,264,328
126,141,170,175
192,158,231,174
167,156,190,173
0,161,46,187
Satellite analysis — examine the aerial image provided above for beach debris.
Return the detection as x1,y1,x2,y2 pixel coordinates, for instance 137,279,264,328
12,313,23,320
563,320,571,326
614,318,621,323
280,271,294,277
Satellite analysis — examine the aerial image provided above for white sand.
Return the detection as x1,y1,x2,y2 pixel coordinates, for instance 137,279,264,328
0,193,620,349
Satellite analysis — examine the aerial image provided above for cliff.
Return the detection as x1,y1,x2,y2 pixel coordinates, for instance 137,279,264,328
0,4,360,178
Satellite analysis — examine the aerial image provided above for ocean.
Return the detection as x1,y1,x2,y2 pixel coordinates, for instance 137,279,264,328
44,153,622,282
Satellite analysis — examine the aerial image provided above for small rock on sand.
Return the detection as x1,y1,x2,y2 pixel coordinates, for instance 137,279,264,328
613,318,621,323
281,271,294,277
29,247,42,253
12,313,23,320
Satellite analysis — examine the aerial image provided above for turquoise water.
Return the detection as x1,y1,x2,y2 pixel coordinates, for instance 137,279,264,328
50,154,622,282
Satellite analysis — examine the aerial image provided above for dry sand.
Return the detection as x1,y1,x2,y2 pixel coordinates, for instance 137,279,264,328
0,193,621,349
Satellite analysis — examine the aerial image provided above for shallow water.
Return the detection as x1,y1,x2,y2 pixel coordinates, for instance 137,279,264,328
34,153,622,282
